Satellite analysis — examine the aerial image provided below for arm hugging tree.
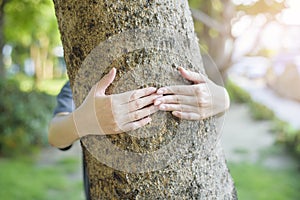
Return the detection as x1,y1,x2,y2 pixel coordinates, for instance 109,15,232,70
53,0,237,199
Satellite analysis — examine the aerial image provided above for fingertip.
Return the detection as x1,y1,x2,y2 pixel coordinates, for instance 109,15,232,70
159,104,166,110
157,88,164,95
172,111,180,117
178,67,185,71
154,100,161,106
178,67,189,78
144,87,157,94
143,117,152,125
150,87,157,92
110,67,116,76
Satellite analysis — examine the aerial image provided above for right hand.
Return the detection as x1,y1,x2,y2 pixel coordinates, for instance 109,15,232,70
72,68,160,137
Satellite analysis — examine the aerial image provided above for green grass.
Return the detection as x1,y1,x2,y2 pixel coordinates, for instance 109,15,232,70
0,156,83,200
229,162,300,200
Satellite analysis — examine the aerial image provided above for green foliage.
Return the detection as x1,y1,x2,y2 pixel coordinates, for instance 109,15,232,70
236,0,286,15
4,0,60,47
249,101,275,120
226,80,300,157
226,80,251,103
188,0,203,9
229,162,300,200
0,157,83,200
0,78,55,156
12,72,68,95
4,0,61,66
272,119,300,157
226,80,275,120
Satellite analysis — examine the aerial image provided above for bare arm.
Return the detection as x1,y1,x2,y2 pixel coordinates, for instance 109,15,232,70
48,68,160,149
48,112,78,149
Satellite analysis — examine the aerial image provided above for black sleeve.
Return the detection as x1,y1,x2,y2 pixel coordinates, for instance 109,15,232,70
53,81,75,151
53,81,75,116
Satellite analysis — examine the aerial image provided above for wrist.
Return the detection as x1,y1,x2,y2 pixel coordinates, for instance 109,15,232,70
48,112,80,149
70,111,85,139
224,88,230,111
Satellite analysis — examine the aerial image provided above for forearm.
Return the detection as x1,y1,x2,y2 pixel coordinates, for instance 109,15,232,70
48,112,79,149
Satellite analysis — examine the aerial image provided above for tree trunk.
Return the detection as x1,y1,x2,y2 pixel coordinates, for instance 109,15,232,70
53,0,237,199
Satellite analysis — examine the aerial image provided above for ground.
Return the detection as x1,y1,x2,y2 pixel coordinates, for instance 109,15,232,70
36,85,300,199
221,103,298,170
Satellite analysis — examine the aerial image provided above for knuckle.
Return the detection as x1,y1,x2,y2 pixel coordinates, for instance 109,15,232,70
197,99,204,107
195,87,202,96
130,91,138,101
134,113,140,120
187,114,193,120
130,123,139,131
134,100,140,109
180,105,185,112
112,124,120,133
175,95,180,103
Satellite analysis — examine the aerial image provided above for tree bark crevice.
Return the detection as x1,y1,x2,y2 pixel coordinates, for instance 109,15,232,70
53,0,237,199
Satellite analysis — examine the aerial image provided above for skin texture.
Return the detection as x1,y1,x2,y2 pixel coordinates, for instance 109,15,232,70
49,68,160,148
73,68,160,137
155,67,230,120
53,0,237,199
49,67,229,148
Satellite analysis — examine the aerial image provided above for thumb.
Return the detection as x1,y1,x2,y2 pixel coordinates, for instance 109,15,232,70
179,67,206,84
95,68,116,95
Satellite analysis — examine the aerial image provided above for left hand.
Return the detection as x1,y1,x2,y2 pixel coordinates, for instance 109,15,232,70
154,67,230,120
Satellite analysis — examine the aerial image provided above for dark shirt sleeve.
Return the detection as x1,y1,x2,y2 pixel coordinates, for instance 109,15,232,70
53,81,75,151
53,81,75,115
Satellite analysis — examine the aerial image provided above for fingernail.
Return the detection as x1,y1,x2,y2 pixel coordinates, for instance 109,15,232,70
154,101,161,106
157,89,164,95
150,87,157,91
159,105,165,110
106,68,114,77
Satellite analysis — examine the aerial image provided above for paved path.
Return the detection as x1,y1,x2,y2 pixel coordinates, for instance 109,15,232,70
40,103,299,172
221,103,299,170
38,101,299,189
229,74,300,130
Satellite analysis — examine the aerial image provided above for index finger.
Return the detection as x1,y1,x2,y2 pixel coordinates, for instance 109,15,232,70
117,87,157,104
157,85,196,96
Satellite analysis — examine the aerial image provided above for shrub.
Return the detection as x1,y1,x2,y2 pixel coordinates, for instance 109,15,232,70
0,78,55,157
272,119,300,157
249,101,275,120
226,80,251,103
226,80,300,157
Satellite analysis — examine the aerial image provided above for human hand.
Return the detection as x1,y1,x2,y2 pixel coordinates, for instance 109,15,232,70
73,68,160,137
154,67,230,120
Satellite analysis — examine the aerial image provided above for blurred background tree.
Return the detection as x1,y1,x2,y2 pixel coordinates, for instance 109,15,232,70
0,0,299,199
0,0,60,157
189,0,286,79
0,0,298,161
1,0,62,84
0,0,7,78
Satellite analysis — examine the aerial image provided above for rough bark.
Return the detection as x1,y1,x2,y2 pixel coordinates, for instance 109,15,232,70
53,0,237,199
